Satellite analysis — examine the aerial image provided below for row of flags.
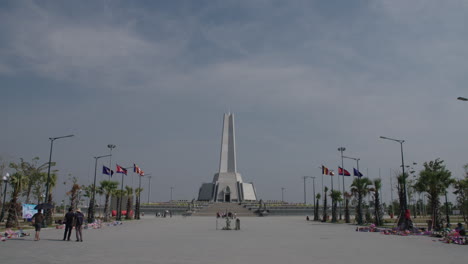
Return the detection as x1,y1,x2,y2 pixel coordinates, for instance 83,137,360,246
321,165,364,177
102,164,145,177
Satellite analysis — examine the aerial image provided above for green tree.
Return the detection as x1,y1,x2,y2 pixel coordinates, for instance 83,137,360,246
322,187,328,222
67,177,81,211
415,159,454,230
350,177,372,225
99,180,119,222
371,179,383,226
314,193,321,221
330,190,342,223
125,186,133,220
453,177,468,223
5,166,29,228
135,187,144,220
453,164,468,223
22,157,52,204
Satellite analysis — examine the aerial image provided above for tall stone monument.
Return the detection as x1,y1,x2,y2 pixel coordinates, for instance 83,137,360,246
198,113,257,202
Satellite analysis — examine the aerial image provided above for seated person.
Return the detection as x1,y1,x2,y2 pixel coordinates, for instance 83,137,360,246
455,223,466,236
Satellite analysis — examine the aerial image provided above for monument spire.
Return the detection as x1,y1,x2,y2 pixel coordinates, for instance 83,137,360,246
197,113,257,202
219,113,237,173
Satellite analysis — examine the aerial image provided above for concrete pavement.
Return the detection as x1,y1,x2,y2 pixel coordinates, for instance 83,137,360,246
0,216,465,264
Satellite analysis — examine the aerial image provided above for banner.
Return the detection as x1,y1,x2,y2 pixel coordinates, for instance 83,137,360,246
22,204,38,219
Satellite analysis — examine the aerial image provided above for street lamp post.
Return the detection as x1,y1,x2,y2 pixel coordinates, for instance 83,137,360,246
44,134,74,226
107,144,116,181
170,187,174,201
380,136,408,227
0,173,10,222
343,156,360,172
87,154,111,223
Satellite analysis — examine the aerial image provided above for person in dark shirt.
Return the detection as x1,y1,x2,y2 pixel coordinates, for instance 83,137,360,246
75,209,84,242
456,223,466,236
63,208,75,241
32,210,44,241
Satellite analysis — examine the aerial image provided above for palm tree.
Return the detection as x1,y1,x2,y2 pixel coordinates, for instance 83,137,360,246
135,187,144,220
314,193,321,221
415,159,453,230
343,191,352,223
5,171,29,228
44,172,57,226
83,184,95,222
99,180,119,222
330,190,342,223
322,186,328,222
114,189,126,220
125,186,133,220
350,177,372,225
370,179,383,226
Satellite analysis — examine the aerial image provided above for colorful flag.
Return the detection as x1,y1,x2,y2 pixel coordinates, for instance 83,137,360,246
139,170,144,176
102,166,114,176
329,170,335,176
116,164,127,175
134,164,141,174
322,165,329,175
338,167,351,176
353,168,363,177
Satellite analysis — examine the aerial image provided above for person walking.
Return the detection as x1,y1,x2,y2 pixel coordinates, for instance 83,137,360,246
75,209,84,242
63,207,75,241
31,210,44,241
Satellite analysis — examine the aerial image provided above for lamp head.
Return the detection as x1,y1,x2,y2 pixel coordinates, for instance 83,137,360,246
2,173,10,181
457,97,468,101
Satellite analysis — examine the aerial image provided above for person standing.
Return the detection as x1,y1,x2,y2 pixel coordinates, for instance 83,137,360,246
31,210,44,241
63,208,75,241
75,209,84,242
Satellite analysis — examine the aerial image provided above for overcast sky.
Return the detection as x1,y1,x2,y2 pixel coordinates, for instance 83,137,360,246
2,0,468,205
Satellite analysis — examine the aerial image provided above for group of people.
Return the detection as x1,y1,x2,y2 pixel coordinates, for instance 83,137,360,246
31,207,85,242
63,208,85,242
216,211,237,219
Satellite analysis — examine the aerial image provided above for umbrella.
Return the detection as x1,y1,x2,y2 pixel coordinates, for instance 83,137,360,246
35,203,54,210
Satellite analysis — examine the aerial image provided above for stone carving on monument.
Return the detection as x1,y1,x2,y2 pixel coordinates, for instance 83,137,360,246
197,113,257,202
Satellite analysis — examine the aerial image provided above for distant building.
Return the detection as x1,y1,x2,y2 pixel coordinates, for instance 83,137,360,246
198,113,257,202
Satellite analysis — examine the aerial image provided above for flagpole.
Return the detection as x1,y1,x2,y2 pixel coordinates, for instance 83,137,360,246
88,154,111,223
338,147,346,221
107,144,116,181
118,171,124,221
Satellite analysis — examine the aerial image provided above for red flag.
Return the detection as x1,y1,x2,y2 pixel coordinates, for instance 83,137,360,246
338,167,351,176
116,164,127,175
139,170,144,176
329,170,335,176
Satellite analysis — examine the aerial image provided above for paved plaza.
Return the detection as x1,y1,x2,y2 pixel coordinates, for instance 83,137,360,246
0,216,465,264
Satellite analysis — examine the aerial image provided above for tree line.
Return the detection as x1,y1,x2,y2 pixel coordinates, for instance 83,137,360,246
0,157,144,228
312,159,468,230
